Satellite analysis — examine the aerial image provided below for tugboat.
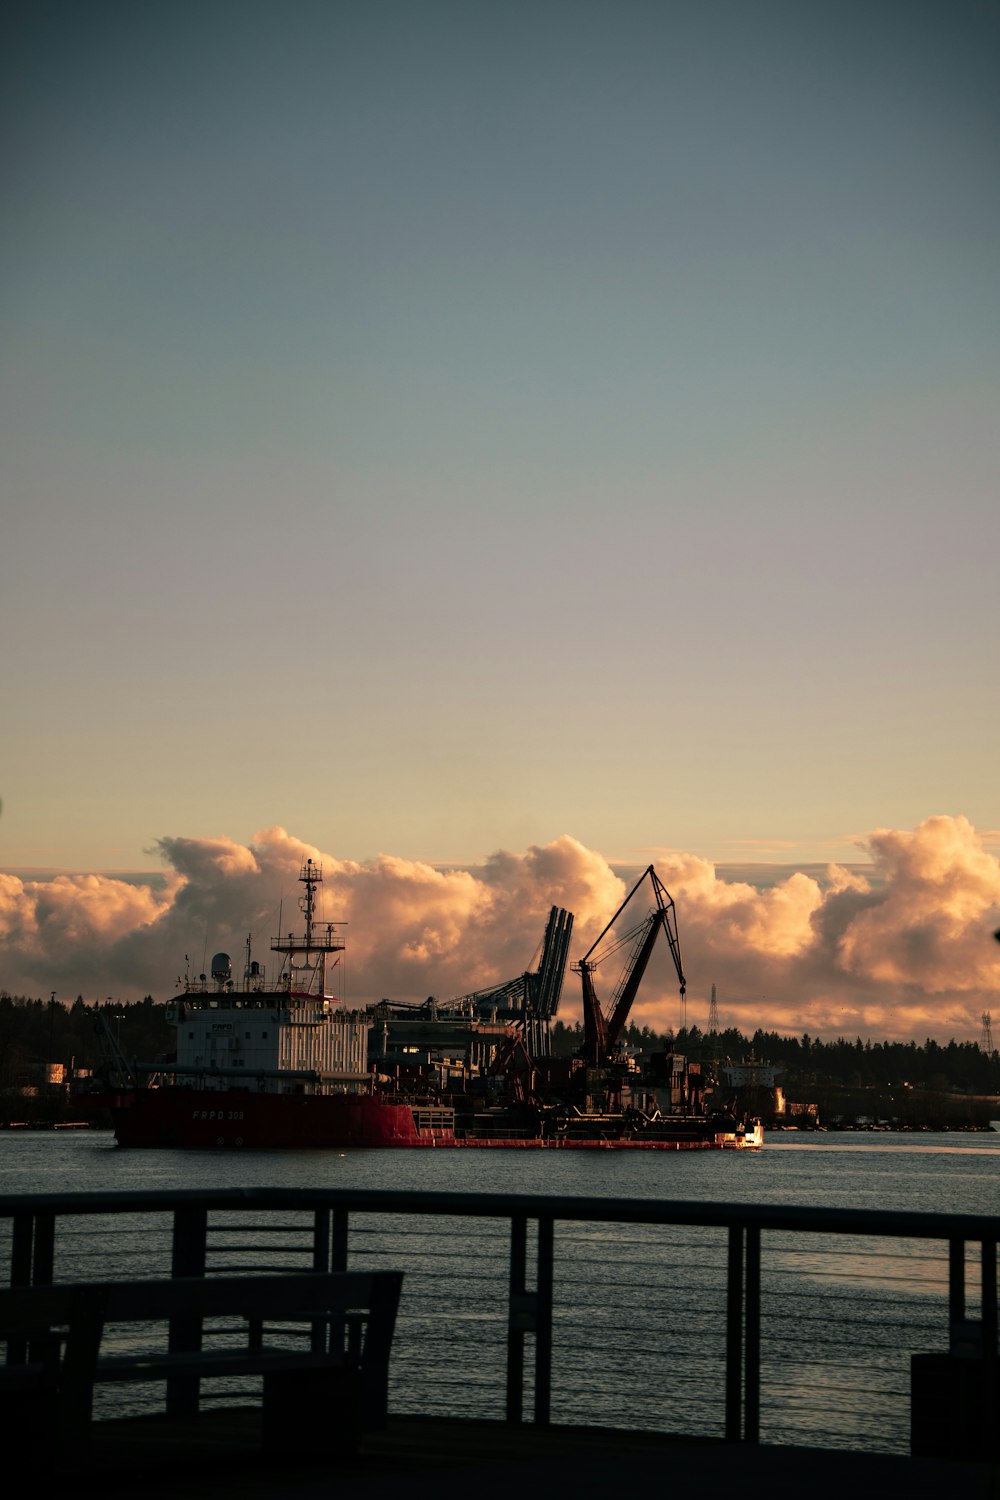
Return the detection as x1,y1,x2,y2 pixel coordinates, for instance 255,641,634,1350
92,859,761,1151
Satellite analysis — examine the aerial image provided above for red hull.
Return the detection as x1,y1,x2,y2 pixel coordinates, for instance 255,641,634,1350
97,1088,761,1150
102,1088,428,1149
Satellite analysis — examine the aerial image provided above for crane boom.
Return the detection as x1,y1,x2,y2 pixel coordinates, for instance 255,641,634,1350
574,865,685,1067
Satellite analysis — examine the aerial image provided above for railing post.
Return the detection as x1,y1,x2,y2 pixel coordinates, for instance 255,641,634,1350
725,1225,743,1442
949,1237,965,1324
7,1213,34,1365
981,1237,997,1358
982,1237,998,1455
323,1209,351,1357
10,1213,33,1288
312,1208,330,1272
330,1208,349,1272
31,1211,55,1286
167,1205,207,1416
534,1216,554,1426
310,1209,332,1352
507,1214,529,1423
744,1227,761,1443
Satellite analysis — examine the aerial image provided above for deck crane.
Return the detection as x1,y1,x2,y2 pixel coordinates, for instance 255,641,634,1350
573,865,686,1068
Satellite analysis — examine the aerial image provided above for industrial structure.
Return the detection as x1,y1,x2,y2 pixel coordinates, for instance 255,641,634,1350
369,904,574,1085
88,859,760,1149
574,865,685,1067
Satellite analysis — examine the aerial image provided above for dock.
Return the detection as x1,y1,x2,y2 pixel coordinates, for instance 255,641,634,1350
84,1412,998,1499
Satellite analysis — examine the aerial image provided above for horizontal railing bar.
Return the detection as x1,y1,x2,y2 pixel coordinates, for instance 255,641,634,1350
349,1241,512,1255
767,1274,949,1290
757,1332,934,1349
764,1252,950,1268
2,1187,998,1242
767,1363,913,1382
205,1226,316,1236
201,1264,322,1275
204,1245,313,1254
754,1322,937,1338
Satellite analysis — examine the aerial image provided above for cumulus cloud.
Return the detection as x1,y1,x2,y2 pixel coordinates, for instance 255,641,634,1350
837,817,1000,989
649,815,1000,1041
0,870,178,991
2,819,999,1042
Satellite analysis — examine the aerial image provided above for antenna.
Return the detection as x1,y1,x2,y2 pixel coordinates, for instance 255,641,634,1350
981,1011,994,1055
708,983,721,1071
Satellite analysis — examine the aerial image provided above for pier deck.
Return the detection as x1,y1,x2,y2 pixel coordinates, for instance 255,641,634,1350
81,1411,996,1499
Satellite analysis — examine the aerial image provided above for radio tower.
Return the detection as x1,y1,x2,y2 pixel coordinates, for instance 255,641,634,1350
708,983,721,1069
980,1011,994,1055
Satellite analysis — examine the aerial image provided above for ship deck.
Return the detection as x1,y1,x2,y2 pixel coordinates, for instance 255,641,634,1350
81,1410,996,1499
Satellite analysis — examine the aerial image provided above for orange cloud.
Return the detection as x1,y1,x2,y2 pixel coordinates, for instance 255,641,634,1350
1,819,998,1043
836,815,1000,991
0,868,177,992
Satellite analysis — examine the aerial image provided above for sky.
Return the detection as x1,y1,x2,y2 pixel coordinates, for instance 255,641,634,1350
2,3,998,1038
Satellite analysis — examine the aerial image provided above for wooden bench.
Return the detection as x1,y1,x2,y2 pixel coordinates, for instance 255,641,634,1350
0,1269,403,1461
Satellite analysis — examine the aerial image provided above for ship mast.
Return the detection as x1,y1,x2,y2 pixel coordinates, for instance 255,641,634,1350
270,858,345,998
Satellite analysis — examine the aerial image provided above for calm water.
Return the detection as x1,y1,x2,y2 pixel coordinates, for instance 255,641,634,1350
4,1125,1000,1210
2,1128,999,1453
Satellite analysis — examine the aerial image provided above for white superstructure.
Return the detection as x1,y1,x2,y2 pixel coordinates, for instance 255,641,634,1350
164,860,371,1095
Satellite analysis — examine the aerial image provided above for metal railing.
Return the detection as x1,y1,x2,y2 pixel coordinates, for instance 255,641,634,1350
2,1188,997,1452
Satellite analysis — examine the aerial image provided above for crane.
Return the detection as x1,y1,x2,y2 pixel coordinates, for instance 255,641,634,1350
446,905,574,1058
573,865,685,1068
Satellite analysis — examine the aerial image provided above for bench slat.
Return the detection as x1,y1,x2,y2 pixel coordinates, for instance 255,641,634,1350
0,1271,395,1327
94,1348,353,1382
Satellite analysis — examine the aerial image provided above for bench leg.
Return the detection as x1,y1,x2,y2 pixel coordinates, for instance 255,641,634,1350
57,1295,107,1458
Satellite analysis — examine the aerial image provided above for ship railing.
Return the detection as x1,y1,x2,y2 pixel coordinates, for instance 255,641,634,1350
410,1108,456,1129
0,1187,997,1457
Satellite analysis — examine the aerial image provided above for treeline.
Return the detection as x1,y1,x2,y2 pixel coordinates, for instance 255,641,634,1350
3,994,999,1099
0,993,171,1086
549,1019,1000,1096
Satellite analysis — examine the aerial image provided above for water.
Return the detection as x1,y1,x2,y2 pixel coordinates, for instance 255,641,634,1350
2,1128,999,1452
6,1126,1000,1210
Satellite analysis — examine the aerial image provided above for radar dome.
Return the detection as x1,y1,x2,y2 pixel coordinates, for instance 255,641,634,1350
211,952,232,982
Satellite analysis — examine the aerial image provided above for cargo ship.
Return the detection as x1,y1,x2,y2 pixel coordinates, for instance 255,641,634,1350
91,860,762,1151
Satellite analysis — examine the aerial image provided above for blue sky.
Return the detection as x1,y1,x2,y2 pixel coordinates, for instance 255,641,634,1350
2,0,998,873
